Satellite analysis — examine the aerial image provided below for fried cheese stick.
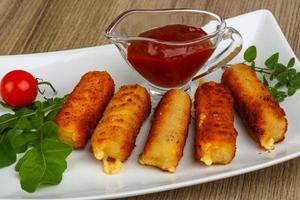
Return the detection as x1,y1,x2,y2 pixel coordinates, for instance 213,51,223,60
91,84,151,174
195,81,237,165
54,71,114,148
221,64,287,150
139,89,191,172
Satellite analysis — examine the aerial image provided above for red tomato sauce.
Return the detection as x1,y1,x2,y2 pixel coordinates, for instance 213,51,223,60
127,24,215,88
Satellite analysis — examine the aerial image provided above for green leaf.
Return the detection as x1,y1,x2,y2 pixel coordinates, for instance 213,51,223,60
292,72,300,81
7,117,38,153
273,63,286,76
288,68,296,81
274,82,284,89
15,149,31,172
15,116,32,130
0,113,18,134
276,95,286,102
0,96,67,136
268,87,287,102
28,113,44,129
287,57,295,68
0,95,70,192
13,107,35,116
0,133,16,168
244,45,257,62
278,94,287,102
269,87,278,97
44,96,68,121
29,101,43,111
265,52,279,69
271,63,287,82
40,121,58,139
11,120,60,159
17,139,72,193
11,131,39,153
244,45,300,101
288,87,296,96
262,74,269,86
291,72,300,89
45,110,59,121
276,71,288,85
18,148,44,192
275,89,287,102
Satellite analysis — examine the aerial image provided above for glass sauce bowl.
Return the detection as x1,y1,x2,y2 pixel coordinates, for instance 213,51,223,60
105,9,242,94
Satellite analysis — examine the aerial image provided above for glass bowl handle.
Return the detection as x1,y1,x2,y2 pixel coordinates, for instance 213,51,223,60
192,27,243,81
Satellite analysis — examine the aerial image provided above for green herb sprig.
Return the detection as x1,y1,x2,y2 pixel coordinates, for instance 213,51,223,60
0,96,72,193
243,45,300,102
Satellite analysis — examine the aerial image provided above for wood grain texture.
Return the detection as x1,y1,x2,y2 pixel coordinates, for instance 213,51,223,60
0,0,299,199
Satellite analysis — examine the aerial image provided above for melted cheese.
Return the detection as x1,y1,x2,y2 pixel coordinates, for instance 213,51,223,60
94,150,123,174
200,143,213,166
261,137,275,150
103,158,123,174
200,155,213,166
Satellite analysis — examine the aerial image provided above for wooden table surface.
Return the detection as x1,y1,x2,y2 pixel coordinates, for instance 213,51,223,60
0,0,299,199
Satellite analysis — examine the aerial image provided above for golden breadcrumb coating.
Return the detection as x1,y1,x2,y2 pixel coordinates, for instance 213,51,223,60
54,71,114,148
221,63,287,150
195,81,237,165
91,84,151,174
139,89,191,172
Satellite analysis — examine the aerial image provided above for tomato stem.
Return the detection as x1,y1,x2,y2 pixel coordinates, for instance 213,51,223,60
254,69,272,75
36,78,57,95
37,87,45,95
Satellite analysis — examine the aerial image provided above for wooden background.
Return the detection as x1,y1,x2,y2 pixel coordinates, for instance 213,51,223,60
0,0,299,199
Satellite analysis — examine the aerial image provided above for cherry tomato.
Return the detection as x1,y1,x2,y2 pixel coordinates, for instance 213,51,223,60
0,70,37,108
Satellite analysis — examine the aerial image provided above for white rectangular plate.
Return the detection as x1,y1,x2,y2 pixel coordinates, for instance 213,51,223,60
0,9,299,200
